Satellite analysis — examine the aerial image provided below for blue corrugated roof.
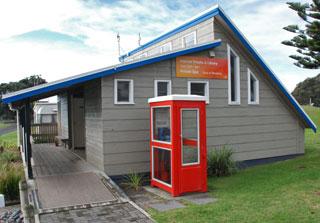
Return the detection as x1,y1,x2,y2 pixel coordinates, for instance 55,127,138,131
1,5,316,132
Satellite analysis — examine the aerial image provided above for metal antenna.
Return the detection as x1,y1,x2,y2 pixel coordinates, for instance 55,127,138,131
117,32,121,57
138,33,141,46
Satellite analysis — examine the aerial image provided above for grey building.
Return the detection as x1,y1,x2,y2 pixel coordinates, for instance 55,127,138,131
2,5,316,179
33,101,57,124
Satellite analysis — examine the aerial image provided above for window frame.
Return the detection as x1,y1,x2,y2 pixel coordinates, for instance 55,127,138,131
139,52,148,59
181,108,200,166
160,42,172,53
151,105,172,145
187,80,210,104
154,80,172,97
114,79,134,104
151,146,172,187
182,31,197,48
227,44,241,105
247,68,259,105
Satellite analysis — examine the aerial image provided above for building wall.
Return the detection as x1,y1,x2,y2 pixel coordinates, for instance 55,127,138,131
98,18,305,176
84,79,104,171
125,17,215,61
58,93,69,139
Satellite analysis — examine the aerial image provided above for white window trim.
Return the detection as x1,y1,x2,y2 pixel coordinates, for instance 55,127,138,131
181,108,200,166
182,31,197,47
187,80,209,104
227,44,241,105
247,68,259,105
154,80,172,97
114,79,134,104
160,42,172,53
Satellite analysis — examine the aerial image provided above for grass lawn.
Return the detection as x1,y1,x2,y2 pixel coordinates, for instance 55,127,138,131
152,105,320,223
0,131,17,146
0,122,9,129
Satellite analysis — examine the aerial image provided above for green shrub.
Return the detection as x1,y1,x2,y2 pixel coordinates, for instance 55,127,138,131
207,146,237,177
0,164,23,201
0,151,21,163
123,172,144,191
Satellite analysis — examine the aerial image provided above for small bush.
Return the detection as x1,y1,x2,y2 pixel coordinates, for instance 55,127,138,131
0,164,23,201
0,151,21,163
123,172,144,191
207,146,237,177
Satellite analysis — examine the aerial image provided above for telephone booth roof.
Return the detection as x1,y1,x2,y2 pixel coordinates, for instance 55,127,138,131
148,94,207,103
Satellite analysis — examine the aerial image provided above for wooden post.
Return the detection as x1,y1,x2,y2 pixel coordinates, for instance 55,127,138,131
24,101,33,179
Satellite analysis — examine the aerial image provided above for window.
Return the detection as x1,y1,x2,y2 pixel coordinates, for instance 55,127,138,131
228,44,240,104
148,47,161,56
188,81,209,104
154,80,171,97
139,52,147,59
152,107,171,143
114,79,134,104
247,68,259,104
153,147,171,185
182,31,196,48
160,42,172,53
181,109,199,165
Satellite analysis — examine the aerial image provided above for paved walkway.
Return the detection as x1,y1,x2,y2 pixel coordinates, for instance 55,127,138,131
39,203,152,223
31,144,153,223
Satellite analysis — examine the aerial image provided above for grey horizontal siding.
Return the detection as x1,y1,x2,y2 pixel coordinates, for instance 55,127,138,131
98,18,305,176
84,79,104,171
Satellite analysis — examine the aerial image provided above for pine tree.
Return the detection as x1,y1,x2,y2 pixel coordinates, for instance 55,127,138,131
282,0,320,69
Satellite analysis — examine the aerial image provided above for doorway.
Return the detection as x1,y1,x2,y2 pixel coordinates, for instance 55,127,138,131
71,91,86,159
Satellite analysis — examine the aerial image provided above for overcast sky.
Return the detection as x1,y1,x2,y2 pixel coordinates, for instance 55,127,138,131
0,0,318,92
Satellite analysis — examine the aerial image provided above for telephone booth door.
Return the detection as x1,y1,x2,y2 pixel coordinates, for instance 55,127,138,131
150,105,173,194
177,102,207,194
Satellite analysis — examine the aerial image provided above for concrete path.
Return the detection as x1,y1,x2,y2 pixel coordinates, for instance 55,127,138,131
31,144,153,223
39,203,152,223
36,172,116,209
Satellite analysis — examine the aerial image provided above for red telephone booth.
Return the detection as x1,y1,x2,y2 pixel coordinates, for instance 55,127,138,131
148,94,207,197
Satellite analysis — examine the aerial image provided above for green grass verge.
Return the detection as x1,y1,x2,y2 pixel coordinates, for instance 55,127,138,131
0,131,17,147
152,105,320,223
0,122,9,129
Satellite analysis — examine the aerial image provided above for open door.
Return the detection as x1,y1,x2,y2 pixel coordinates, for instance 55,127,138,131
71,94,85,150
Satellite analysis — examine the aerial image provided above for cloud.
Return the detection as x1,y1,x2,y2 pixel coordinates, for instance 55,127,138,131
220,0,319,91
0,0,318,92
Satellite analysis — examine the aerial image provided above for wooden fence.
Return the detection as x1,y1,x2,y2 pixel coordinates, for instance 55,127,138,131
31,123,58,144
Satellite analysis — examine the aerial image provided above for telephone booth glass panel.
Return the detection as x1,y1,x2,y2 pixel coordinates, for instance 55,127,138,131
153,147,171,185
153,107,171,142
181,109,199,165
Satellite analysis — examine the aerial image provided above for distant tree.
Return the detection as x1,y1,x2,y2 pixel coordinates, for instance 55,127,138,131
282,0,320,69
292,74,320,106
0,75,46,120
